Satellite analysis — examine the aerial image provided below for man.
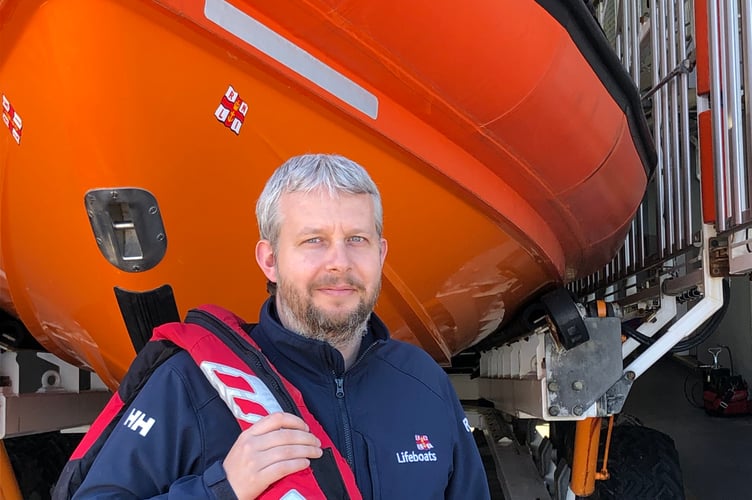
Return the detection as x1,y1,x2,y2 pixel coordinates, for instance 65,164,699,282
73,154,490,499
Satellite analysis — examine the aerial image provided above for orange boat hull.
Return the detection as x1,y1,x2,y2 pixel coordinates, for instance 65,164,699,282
0,0,651,387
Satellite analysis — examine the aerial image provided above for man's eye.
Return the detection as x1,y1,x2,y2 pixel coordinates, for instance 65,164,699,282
304,237,322,244
349,236,366,243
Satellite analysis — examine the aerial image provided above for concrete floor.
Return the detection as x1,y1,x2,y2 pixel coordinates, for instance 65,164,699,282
624,357,752,500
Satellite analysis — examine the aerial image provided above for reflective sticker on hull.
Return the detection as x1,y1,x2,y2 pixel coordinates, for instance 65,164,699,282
204,0,378,119
1,94,22,144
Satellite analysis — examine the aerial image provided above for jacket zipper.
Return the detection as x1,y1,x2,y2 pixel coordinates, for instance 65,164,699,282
333,340,381,468
333,376,352,467
186,310,300,417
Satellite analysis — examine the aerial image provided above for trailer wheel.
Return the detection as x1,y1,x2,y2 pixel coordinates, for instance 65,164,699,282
5,432,81,500
592,424,684,499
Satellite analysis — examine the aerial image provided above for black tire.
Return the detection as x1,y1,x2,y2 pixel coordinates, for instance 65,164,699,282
592,424,684,499
5,432,82,500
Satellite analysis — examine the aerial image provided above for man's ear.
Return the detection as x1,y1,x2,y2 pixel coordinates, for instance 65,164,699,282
255,240,278,282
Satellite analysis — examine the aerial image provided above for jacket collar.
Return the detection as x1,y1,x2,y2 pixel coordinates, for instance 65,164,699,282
250,297,389,376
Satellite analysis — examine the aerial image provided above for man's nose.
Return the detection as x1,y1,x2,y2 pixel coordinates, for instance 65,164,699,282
325,240,352,271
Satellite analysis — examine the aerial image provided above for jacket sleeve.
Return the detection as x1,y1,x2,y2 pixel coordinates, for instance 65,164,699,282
72,355,239,499
444,384,491,500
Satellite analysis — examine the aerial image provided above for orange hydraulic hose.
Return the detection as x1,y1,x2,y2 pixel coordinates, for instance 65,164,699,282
595,415,615,481
570,302,616,494
0,440,22,500
570,417,601,497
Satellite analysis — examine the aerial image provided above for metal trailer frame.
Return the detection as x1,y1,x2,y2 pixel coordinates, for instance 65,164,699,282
461,1,752,497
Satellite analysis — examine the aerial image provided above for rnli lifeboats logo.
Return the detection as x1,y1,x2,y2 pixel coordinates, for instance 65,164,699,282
396,434,438,464
415,434,434,450
214,85,248,135
1,94,22,145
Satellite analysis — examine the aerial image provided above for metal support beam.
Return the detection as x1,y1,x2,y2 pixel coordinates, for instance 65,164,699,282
1,391,110,438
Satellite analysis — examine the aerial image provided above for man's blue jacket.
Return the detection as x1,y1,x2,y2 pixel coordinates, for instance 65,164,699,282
74,298,491,499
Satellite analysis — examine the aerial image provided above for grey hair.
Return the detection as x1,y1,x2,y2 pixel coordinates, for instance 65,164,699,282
256,154,384,249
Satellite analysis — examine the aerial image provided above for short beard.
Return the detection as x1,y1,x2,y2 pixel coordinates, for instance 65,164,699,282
276,275,380,350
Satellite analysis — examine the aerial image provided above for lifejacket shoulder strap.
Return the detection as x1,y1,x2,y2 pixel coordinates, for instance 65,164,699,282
154,304,360,499
152,304,297,426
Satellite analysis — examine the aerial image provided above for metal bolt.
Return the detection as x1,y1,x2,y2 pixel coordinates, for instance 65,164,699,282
547,381,559,393
148,206,158,215
625,371,636,381
548,406,560,416
95,237,103,246
132,265,141,272
573,405,584,416
572,380,584,391
87,210,94,218
156,233,165,241
110,191,119,199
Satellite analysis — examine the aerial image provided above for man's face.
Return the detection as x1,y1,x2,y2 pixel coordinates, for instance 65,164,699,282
256,190,387,347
